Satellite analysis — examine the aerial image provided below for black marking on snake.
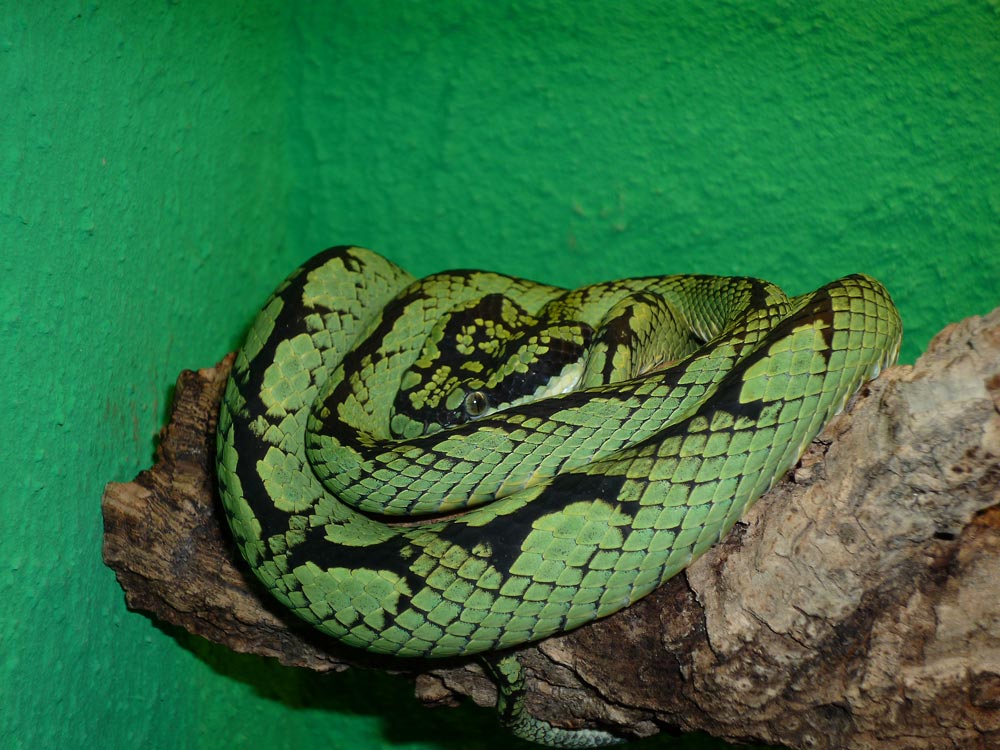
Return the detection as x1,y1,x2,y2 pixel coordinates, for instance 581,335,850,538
690,359,767,428
675,284,843,429
435,471,633,580
391,293,596,433
785,282,839,357
310,277,470,452
286,522,422,614
808,283,841,354
231,246,371,543
316,354,640,465
240,246,355,410
227,405,300,542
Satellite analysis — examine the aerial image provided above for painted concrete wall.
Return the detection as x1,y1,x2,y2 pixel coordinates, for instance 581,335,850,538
2,2,997,750
288,1,999,365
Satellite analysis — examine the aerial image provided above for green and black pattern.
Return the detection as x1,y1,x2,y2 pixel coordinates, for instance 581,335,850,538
216,246,901,747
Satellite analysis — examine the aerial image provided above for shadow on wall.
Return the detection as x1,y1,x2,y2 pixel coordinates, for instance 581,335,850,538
167,620,780,750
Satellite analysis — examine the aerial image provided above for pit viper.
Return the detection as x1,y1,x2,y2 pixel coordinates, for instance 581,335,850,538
216,246,901,747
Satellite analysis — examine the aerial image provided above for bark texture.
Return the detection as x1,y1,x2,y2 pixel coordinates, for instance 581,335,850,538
102,307,1000,749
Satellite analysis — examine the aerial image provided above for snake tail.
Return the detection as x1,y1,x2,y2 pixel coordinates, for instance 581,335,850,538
483,654,623,747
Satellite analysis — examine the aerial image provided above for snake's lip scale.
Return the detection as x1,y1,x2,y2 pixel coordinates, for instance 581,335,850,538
216,246,901,747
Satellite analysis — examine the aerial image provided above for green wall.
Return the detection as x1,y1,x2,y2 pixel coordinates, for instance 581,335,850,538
2,2,997,750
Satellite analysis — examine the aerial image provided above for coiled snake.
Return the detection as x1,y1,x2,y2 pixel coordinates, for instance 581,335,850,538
216,246,901,747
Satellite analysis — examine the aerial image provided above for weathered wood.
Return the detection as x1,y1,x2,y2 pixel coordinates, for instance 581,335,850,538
102,307,1000,749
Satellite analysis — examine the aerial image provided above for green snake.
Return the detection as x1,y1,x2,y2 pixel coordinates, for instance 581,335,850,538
216,246,901,747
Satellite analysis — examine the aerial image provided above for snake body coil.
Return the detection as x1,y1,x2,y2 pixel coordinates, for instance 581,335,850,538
216,246,901,746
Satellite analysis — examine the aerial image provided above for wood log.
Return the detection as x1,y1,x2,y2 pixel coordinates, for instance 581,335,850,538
102,306,1000,749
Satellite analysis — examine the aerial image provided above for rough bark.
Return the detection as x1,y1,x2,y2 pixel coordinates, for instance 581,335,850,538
102,307,1000,749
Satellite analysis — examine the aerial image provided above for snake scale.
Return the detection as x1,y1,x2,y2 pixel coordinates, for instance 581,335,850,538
216,246,901,747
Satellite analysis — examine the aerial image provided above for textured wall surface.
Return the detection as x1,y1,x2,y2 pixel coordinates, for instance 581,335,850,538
289,1,999,365
0,4,319,750
2,2,998,750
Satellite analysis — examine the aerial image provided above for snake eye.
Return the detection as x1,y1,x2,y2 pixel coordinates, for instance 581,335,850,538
463,390,489,417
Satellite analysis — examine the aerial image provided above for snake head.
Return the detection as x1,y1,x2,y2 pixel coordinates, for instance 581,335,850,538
389,293,593,439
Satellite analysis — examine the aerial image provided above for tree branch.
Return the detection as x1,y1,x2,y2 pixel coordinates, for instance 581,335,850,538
102,307,1000,749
